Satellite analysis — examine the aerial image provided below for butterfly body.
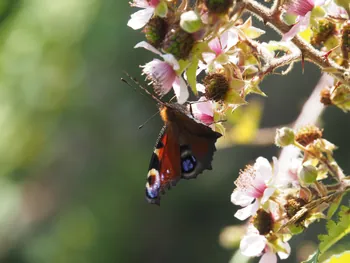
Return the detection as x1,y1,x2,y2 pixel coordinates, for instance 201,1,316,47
146,103,222,205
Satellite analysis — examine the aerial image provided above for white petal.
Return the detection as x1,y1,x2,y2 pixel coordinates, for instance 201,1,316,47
255,157,272,181
277,242,291,259
231,190,254,206
202,52,216,64
134,41,162,55
259,252,277,263
192,97,213,117
240,234,266,257
261,187,275,204
131,0,151,8
234,200,259,221
162,54,180,70
225,30,239,51
127,8,154,30
173,76,189,104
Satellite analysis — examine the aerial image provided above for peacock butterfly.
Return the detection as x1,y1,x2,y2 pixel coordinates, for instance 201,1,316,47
122,75,222,205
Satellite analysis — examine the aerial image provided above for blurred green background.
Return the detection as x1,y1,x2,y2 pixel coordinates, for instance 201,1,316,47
0,1,348,263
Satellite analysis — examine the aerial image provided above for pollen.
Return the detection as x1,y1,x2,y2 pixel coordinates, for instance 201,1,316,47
234,165,255,190
295,125,323,147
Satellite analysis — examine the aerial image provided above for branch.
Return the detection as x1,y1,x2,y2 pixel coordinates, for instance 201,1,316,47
241,0,350,85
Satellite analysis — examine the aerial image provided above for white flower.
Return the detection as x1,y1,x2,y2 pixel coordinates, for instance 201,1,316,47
240,225,291,263
199,30,239,73
127,0,167,30
231,157,278,220
135,41,189,104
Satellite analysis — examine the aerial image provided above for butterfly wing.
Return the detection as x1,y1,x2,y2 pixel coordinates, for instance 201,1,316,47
145,126,181,205
145,104,222,205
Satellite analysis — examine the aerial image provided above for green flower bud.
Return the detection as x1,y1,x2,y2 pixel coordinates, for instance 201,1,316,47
180,11,203,33
298,164,318,184
275,127,295,147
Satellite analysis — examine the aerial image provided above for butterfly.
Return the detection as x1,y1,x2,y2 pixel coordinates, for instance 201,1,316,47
122,75,222,205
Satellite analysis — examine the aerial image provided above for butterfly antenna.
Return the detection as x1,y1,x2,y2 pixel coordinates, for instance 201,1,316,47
121,71,163,104
138,110,160,129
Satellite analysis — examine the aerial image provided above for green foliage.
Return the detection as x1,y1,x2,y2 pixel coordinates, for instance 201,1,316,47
319,206,350,255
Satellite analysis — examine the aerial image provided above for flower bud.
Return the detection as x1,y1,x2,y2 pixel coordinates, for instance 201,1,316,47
320,87,332,106
275,127,295,147
298,164,318,184
180,11,203,33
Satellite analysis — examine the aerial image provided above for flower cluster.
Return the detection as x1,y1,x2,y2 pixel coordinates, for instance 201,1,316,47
230,125,348,263
128,0,350,129
127,1,350,262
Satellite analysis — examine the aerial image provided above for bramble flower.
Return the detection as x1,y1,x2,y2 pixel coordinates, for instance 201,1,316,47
231,157,278,220
189,96,214,125
128,0,168,30
199,30,239,73
135,41,189,103
240,224,291,263
282,0,326,41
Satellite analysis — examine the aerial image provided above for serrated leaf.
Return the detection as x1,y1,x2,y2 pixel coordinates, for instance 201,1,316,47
302,249,320,263
319,206,350,255
186,57,199,95
327,195,343,219
324,251,350,263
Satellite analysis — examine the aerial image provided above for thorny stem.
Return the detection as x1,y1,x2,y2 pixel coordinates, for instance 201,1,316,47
241,0,350,85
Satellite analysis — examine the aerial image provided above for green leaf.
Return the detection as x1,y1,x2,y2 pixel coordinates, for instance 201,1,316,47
225,89,246,105
327,194,343,219
319,206,350,255
302,249,320,263
185,57,199,95
323,251,350,263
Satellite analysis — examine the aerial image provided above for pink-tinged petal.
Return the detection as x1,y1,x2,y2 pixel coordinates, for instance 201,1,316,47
202,52,216,65
314,0,325,6
234,200,259,220
224,31,239,51
134,41,162,55
142,59,175,94
193,97,213,116
127,7,154,30
131,0,152,8
259,252,277,263
287,0,315,16
277,242,291,259
261,187,275,204
173,76,189,104
162,54,180,70
255,157,272,181
282,12,311,41
190,97,214,125
208,37,222,56
326,1,349,19
231,190,254,206
240,234,266,257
